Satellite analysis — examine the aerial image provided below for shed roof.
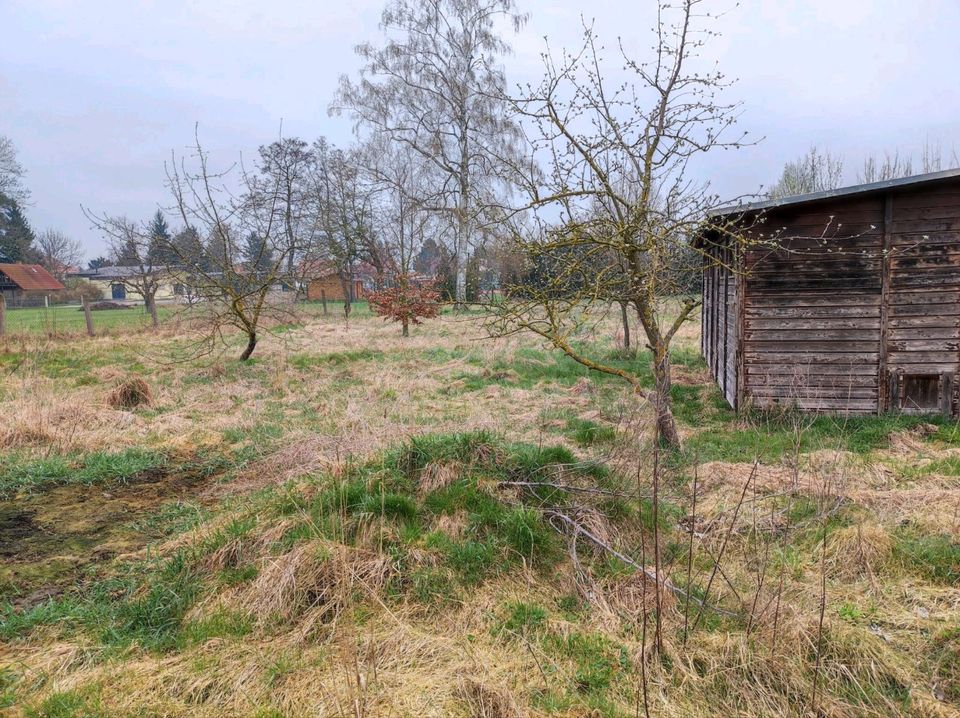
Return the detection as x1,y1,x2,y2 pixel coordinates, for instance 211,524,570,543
713,167,960,217
0,264,65,291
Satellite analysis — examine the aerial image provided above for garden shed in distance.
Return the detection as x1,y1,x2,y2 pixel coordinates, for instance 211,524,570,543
699,168,960,416
0,263,65,305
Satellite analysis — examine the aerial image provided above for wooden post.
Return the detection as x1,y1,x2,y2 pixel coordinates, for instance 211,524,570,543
0,294,5,337
82,296,94,337
321,289,328,316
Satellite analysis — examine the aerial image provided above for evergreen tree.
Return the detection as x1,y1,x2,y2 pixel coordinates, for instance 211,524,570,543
88,256,111,270
243,232,274,279
0,191,36,263
147,210,177,265
172,226,208,270
114,237,141,266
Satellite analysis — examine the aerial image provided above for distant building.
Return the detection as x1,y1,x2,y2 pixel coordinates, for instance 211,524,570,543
300,260,375,302
0,264,65,304
68,266,182,303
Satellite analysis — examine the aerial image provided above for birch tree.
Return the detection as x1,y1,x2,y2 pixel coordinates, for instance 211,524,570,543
0,136,30,204
332,0,524,305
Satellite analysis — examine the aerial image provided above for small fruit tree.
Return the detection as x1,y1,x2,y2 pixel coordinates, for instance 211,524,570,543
367,275,440,337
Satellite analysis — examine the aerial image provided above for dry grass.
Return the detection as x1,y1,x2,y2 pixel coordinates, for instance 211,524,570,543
3,306,960,717
106,376,153,410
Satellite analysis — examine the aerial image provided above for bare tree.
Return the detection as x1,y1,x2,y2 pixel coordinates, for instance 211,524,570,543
34,229,83,280
308,140,379,318
163,134,307,360
84,214,164,327
767,146,844,198
254,138,316,277
0,136,30,204
858,140,959,183
332,0,525,305
491,3,750,449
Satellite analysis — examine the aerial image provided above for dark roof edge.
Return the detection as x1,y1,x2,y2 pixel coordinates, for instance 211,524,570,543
712,167,960,217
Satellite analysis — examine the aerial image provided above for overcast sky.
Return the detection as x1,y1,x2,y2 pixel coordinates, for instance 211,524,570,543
3,0,959,259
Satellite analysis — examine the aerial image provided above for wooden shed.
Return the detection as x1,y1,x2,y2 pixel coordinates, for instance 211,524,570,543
0,263,65,304
700,168,960,415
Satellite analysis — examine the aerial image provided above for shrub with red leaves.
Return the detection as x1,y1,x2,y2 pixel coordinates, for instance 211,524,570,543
366,276,442,336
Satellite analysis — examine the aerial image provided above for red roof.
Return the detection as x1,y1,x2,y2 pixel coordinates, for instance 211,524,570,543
0,264,65,291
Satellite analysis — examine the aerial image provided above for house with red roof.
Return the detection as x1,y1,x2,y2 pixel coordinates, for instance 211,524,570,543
0,264,65,305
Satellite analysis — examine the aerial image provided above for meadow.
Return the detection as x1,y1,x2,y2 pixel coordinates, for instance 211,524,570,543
0,303,957,717
1,305,169,336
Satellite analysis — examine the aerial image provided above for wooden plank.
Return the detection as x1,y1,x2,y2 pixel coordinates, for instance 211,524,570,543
889,290,959,305
747,259,884,275
750,375,878,388
745,352,880,364
746,340,881,352
744,305,880,319
744,328,879,341
890,254,960,270
745,293,881,308
745,233,882,250
890,190,960,209
885,205,960,222
750,389,879,400
746,317,881,330
889,218,960,234
751,397,879,411
890,232,960,246
886,350,959,363
746,364,879,376
888,327,960,340
887,339,960,351
888,315,960,328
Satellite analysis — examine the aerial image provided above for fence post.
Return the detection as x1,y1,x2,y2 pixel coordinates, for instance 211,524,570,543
321,289,328,316
0,294,5,337
82,296,94,337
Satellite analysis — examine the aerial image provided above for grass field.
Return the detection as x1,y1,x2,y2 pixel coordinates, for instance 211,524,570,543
0,305,957,717
1,304,171,335
0,300,374,336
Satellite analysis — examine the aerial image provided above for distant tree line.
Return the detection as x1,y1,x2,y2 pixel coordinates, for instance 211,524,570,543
767,141,959,199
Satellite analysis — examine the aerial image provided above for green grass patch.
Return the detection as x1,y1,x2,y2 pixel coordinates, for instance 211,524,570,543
289,348,385,369
892,530,959,585
24,685,105,718
0,448,167,497
565,418,617,447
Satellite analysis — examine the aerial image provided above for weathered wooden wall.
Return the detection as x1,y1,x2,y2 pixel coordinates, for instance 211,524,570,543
742,195,885,412
885,183,960,411
702,242,738,408
701,176,960,415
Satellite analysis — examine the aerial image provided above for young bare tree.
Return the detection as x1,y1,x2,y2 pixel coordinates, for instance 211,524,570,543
332,0,524,305
308,140,379,318
767,146,844,199
161,135,308,360
85,214,164,327
34,228,83,280
492,3,750,448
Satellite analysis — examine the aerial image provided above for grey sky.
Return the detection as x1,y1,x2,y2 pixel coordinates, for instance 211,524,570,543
3,0,959,260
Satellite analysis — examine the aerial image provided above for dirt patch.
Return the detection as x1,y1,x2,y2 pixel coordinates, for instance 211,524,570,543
0,464,217,609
